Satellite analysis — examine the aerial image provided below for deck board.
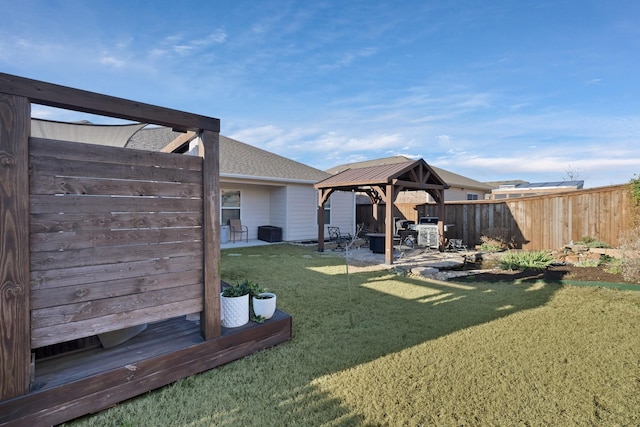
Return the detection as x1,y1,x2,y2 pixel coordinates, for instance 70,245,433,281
0,311,291,427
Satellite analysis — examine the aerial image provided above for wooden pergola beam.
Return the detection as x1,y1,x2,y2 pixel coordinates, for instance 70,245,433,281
160,131,197,153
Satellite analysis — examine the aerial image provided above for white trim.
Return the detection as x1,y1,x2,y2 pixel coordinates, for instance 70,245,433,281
221,173,322,185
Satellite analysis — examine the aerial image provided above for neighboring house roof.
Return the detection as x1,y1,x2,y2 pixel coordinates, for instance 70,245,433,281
327,155,493,192
509,181,584,190
489,180,585,199
127,127,331,184
485,179,529,189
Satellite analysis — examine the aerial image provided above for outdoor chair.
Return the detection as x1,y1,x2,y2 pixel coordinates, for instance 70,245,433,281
394,233,418,259
327,226,352,251
229,219,248,243
446,238,467,252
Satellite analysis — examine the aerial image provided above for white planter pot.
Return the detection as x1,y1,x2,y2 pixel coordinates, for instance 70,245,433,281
220,293,249,327
252,292,277,320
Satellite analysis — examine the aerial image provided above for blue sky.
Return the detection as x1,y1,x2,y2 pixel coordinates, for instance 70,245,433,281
2,1,639,187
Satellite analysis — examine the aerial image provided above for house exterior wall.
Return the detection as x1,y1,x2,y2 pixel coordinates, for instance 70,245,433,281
220,182,355,242
396,191,429,204
396,188,489,203
268,186,287,230
221,182,273,240
490,186,582,199
422,187,489,202
283,184,317,241
325,191,356,236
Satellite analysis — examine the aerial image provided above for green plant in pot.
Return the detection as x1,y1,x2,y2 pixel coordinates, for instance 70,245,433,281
220,280,250,328
245,280,277,323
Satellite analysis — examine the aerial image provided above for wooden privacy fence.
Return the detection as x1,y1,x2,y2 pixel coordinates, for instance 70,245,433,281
421,184,632,250
29,138,205,348
358,184,633,250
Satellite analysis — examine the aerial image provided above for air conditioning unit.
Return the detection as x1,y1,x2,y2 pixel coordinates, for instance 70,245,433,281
419,216,439,225
413,224,439,248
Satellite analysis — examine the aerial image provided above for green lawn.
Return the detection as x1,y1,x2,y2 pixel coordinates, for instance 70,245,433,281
67,244,640,426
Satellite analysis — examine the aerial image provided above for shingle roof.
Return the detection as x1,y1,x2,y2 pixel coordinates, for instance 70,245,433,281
127,127,330,183
327,155,493,191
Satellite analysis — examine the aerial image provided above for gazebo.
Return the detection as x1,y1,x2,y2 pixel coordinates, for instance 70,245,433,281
314,159,449,264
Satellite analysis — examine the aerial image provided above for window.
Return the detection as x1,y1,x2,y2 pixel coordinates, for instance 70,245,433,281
466,193,479,200
221,190,241,225
324,198,331,224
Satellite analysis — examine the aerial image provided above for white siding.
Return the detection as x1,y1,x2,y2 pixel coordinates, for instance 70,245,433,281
325,191,356,236
220,182,356,242
284,185,318,241
220,183,273,240
268,187,287,230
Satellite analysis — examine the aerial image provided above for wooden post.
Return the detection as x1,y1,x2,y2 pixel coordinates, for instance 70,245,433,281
438,189,446,251
200,130,221,340
384,184,395,265
372,203,379,231
317,189,328,252
0,94,31,399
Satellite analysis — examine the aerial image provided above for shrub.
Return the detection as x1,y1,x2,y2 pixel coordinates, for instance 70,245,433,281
574,236,610,248
603,256,623,275
499,250,554,271
620,225,640,283
574,258,601,268
479,227,515,251
630,174,640,208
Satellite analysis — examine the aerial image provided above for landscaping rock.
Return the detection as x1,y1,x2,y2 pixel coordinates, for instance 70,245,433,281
422,259,465,269
566,244,589,253
412,266,439,276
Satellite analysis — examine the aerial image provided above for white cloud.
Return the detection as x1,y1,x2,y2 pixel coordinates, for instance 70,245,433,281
100,56,125,67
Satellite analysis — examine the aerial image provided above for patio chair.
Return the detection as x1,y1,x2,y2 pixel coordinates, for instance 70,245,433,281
446,238,467,252
394,233,417,259
327,226,352,251
229,219,248,243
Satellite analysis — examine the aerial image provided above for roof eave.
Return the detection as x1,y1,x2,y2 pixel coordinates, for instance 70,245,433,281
221,173,320,185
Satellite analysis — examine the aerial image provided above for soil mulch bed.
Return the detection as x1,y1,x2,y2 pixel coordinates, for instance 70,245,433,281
469,264,638,286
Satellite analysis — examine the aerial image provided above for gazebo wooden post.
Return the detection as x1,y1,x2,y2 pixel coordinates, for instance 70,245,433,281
317,189,330,252
437,189,446,251
384,184,395,265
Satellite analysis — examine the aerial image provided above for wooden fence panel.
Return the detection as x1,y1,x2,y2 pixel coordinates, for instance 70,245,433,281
29,138,205,349
423,185,631,250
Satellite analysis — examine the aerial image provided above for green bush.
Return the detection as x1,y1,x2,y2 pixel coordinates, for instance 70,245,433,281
574,236,610,248
479,242,505,252
574,258,601,268
499,250,555,271
602,256,623,275
479,227,514,251
620,225,640,283
630,174,640,207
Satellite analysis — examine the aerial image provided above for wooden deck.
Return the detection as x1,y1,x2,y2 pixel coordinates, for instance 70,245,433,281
0,311,292,426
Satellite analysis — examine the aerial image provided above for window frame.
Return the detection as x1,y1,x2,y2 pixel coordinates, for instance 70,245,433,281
221,189,242,225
